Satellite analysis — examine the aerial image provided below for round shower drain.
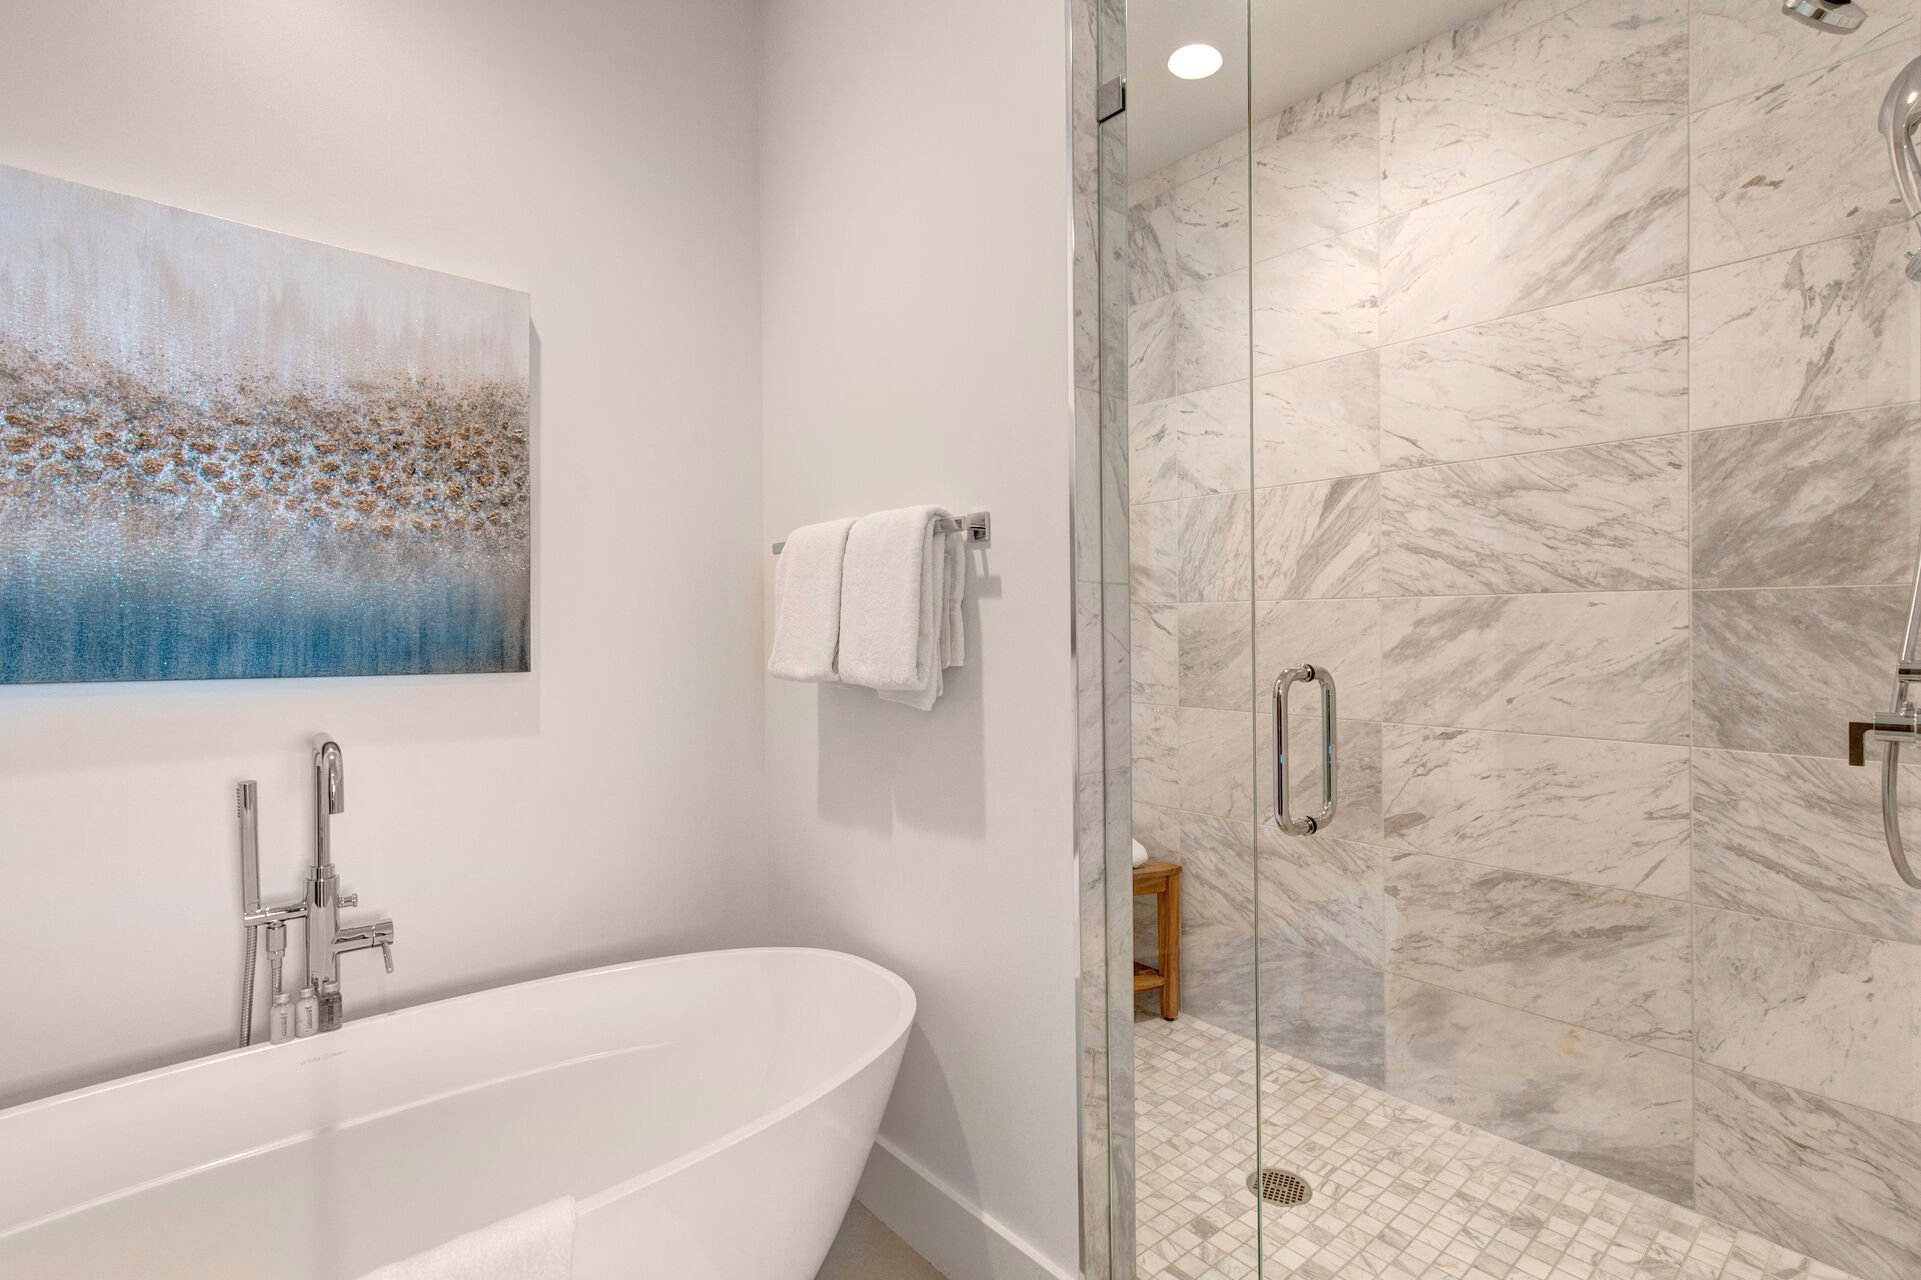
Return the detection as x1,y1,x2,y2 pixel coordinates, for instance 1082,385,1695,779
1246,1167,1312,1207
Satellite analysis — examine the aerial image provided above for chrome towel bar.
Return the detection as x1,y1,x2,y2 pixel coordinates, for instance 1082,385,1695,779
772,510,991,555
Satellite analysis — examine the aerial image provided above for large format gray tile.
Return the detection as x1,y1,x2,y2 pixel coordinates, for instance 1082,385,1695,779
1132,702,1179,809
1130,600,1177,705
1175,926,1389,1087
1693,748,1921,944
1176,491,1251,603
1152,921,1257,1043
1252,226,1380,374
1379,279,1688,470
1254,476,1381,600
1386,976,1694,1203
1258,597,1384,721
1176,601,1252,711
1382,724,1691,898
1129,292,1175,405
1386,853,1692,1050
1383,592,1691,743
1695,907,1921,1121
1170,128,1248,189
1259,829,1385,969
1253,66,1383,143
1127,186,1176,307
1133,800,1179,863
1179,705,1255,820
1170,381,1249,499
1255,939,1388,1087
1128,397,1177,505
1170,269,1251,397
1251,101,1380,261
1379,120,1688,342
1381,0,1688,215
1379,436,1688,595
1691,0,1921,109
1691,41,1917,270
1450,0,1596,60
1695,1065,1921,1280
1129,500,1178,604
1177,812,1259,932
1692,405,1921,589
1376,0,1592,96
1690,224,1920,431
1692,585,1906,756
1253,350,1381,487
1167,163,1249,289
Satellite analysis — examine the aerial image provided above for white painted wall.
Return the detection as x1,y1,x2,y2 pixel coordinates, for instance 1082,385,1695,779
758,3,1083,1276
0,0,769,1106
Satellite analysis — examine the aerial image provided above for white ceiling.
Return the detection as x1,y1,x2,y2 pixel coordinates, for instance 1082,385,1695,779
1126,0,1512,176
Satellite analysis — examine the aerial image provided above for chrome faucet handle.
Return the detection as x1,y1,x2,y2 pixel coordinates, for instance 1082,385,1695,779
339,892,359,909
379,939,394,974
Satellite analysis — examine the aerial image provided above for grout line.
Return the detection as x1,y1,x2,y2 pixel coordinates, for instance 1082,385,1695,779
1686,21,1702,1190
1130,208,1903,421
1686,19,1921,116
1129,580,1911,606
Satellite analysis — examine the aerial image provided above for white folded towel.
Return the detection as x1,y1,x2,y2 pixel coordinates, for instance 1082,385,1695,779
768,517,857,682
1132,838,1149,868
840,506,967,710
357,1198,575,1280
880,528,966,710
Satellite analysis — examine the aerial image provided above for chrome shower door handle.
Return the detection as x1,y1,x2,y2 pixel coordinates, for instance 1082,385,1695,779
1273,664,1337,836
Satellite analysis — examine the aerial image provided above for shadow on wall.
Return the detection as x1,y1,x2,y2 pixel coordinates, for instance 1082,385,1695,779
813,562,999,839
864,1023,1004,1275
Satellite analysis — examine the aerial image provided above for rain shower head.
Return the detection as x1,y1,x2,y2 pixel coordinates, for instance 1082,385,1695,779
1783,0,1867,32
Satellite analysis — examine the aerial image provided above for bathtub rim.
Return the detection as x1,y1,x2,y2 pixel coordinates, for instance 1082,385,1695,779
0,946,915,1232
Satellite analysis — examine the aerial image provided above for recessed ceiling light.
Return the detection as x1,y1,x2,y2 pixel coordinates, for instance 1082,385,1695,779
1167,43,1223,80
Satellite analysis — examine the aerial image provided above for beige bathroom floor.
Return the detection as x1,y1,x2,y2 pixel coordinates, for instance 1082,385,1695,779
1135,1014,1862,1280
817,1200,947,1279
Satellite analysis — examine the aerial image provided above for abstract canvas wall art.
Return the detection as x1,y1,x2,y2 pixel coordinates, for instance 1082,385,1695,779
0,165,530,683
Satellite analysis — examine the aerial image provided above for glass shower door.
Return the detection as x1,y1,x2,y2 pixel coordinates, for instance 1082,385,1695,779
1121,5,1261,1278
1238,2,1921,1279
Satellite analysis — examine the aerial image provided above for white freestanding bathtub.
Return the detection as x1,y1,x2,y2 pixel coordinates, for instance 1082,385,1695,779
0,948,914,1279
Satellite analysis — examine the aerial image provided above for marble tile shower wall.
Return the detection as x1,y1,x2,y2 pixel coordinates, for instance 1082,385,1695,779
1126,1,1921,1277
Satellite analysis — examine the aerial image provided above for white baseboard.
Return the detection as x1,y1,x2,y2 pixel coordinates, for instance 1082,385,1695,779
854,1136,1077,1280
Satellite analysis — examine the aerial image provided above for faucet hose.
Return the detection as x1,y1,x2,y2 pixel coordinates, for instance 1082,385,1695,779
238,923,258,1047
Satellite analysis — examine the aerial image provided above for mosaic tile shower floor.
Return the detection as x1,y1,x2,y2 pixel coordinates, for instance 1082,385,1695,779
1135,1015,1860,1280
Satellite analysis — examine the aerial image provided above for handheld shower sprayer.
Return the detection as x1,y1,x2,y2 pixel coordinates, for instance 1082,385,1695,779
1844,56,1921,894
1878,57,1921,278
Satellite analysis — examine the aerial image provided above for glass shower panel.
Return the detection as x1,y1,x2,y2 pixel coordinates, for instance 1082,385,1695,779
1242,2,1921,1279
1121,4,1259,1278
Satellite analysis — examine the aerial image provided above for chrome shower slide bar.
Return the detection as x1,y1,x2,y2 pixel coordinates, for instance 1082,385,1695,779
1847,519,1921,890
771,510,992,555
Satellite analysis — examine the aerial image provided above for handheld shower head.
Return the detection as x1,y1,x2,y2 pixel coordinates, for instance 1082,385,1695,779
1784,0,1867,33
1882,56,1921,224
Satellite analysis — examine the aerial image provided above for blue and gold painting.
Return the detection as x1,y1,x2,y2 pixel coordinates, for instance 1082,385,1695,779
0,165,530,684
